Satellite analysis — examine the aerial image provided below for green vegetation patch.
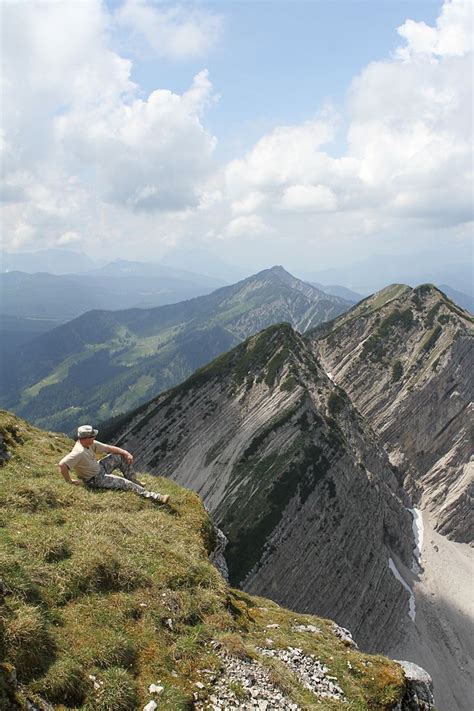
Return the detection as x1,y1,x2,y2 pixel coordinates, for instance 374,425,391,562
421,325,442,353
391,361,403,383
223,439,331,585
361,308,414,363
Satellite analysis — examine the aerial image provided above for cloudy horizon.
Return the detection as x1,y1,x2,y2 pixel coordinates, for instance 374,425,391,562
1,0,472,277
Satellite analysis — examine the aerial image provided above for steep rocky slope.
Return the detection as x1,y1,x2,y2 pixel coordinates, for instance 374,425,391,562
311,284,473,543
0,410,433,710
1,266,350,433
107,323,415,651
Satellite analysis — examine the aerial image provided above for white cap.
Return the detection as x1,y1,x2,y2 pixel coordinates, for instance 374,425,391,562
77,425,98,439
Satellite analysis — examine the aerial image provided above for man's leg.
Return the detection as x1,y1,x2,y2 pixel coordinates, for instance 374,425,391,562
99,454,144,485
88,459,169,502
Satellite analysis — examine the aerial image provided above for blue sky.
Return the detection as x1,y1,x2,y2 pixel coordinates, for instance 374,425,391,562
1,0,472,279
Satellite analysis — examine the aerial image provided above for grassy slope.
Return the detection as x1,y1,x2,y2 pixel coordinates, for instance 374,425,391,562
0,411,407,710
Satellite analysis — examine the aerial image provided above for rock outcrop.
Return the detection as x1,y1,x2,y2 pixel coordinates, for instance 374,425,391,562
395,661,435,711
312,284,474,543
109,323,415,651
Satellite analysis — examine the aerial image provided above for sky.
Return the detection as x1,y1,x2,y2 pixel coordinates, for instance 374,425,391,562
1,0,473,275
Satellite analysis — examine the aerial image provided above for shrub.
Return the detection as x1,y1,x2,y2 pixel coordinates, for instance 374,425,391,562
328,390,346,416
32,658,88,705
391,361,403,382
84,667,138,711
422,325,442,352
3,603,54,680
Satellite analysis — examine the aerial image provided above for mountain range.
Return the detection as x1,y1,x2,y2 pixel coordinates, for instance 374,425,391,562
1,267,471,710
300,250,473,298
0,267,351,432
105,322,414,651
0,262,226,320
101,281,473,711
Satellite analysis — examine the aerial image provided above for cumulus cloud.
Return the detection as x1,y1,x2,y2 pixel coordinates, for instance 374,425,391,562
281,184,337,212
226,214,270,238
56,69,217,212
116,0,223,60
1,0,472,263
1,0,219,250
397,0,473,58
219,0,472,244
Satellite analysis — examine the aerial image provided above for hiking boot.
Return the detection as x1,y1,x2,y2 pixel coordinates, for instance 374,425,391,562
146,492,170,504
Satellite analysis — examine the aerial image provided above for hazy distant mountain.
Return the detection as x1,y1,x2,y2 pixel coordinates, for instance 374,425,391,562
1,248,100,274
0,314,61,376
0,263,227,320
90,259,226,287
310,282,363,303
161,246,249,283
303,252,473,297
2,266,351,431
0,272,114,319
438,284,473,313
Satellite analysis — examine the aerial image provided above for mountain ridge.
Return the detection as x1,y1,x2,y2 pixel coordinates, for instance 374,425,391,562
1,267,351,432
106,321,415,652
311,283,473,543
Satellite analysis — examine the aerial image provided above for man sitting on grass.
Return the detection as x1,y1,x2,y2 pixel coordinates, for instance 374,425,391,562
58,424,169,503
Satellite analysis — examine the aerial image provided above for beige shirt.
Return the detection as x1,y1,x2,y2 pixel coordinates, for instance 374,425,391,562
59,440,109,481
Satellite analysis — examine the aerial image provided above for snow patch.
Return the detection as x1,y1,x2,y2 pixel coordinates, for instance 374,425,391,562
410,507,424,573
388,557,416,622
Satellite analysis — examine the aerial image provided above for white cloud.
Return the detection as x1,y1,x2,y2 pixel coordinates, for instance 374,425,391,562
116,0,223,60
1,1,219,251
1,0,472,266
397,0,473,59
218,0,472,247
225,119,336,197
281,184,337,212
56,70,217,212
231,192,265,215
226,215,269,238
57,231,81,246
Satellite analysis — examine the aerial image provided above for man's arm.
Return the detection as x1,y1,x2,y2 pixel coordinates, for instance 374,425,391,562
58,463,83,486
102,444,133,464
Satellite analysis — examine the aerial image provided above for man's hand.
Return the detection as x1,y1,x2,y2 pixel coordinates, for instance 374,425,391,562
104,444,134,463
71,479,83,486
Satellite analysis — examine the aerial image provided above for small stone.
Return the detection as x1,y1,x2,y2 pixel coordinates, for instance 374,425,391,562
265,623,279,629
165,618,173,629
148,684,164,694
196,681,205,689
143,702,157,711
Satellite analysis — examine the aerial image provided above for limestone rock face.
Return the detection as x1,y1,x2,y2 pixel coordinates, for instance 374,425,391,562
396,661,435,711
110,323,414,651
312,284,474,543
